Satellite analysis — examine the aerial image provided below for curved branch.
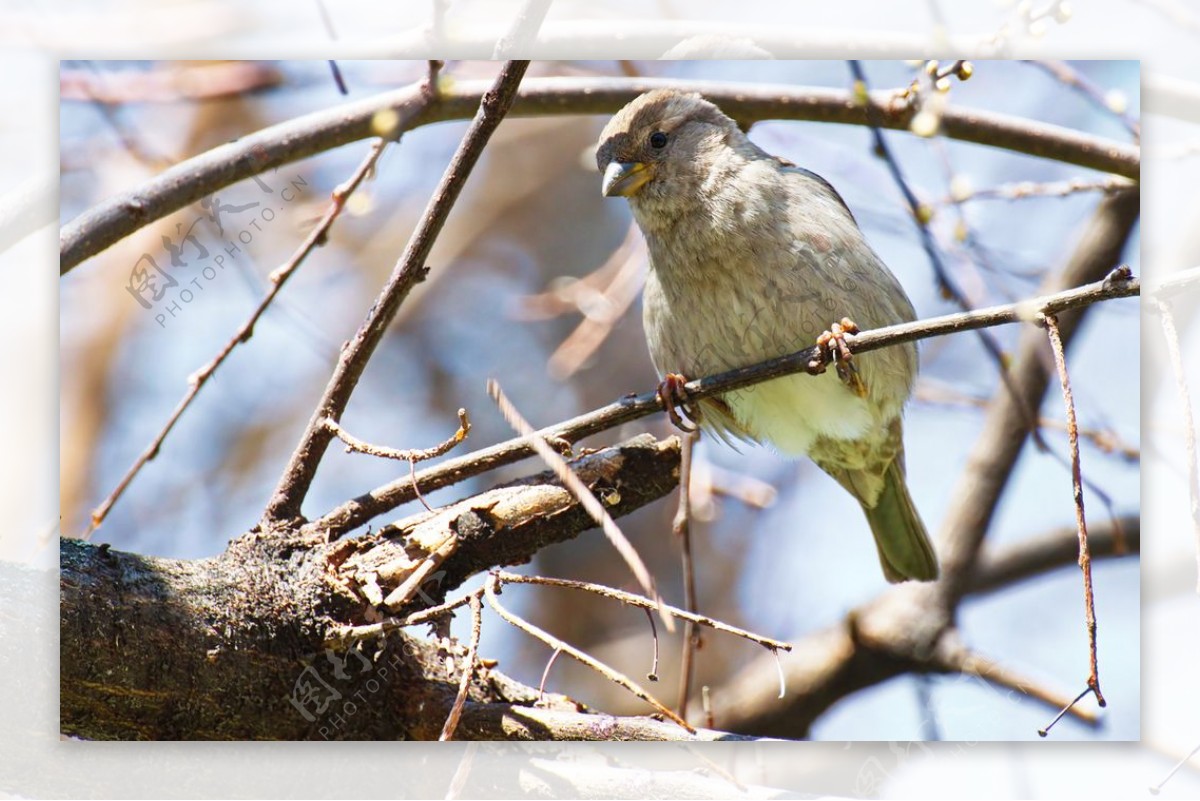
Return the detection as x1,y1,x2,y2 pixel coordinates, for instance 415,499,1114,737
967,514,1139,596
60,76,1140,274
310,267,1140,538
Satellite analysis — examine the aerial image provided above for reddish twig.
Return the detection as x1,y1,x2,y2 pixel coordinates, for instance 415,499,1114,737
1044,314,1106,713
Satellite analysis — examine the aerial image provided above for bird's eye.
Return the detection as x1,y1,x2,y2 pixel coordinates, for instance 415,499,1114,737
649,131,669,149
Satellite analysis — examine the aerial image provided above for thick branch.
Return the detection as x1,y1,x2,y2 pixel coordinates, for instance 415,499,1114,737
61,436,681,740
60,76,1139,274
311,267,1139,537
332,434,681,615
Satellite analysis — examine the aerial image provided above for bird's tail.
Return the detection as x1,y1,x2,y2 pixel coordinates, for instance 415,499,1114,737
863,460,939,583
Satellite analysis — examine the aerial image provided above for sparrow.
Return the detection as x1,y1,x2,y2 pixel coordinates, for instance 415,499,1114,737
596,89,938,583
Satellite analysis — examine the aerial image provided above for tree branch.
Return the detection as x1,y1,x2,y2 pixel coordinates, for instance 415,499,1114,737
60,434,682,740
309,266,1139,538
60,76,1140,274
261,60,530,527
967,514,1139,596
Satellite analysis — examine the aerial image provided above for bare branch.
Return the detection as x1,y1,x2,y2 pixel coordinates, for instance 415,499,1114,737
331,434,681,617
483,575,695,732
850,59,1045,450
673,431,701,718
494,571,791,652
60,76,1140,274
1045,314,1106,709
487,379,663,615
324,409,471,462
262,60,531,528
311,267,1139,537
80,137,391,539
967,514,1139,596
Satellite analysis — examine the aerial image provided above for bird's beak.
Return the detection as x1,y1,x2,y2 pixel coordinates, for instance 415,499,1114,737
601,161,652,197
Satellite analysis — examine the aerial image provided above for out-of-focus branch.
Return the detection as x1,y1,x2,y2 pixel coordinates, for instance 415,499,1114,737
309,267,1139,538
60,76,1140,274
967,514,1139,596
262,60,531,528
935,190,1140,605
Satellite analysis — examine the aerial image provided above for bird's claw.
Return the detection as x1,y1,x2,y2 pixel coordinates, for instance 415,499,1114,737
811,318,868,398
657,372,700,433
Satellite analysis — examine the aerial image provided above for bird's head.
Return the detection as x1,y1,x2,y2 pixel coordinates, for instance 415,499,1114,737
595,90,743,210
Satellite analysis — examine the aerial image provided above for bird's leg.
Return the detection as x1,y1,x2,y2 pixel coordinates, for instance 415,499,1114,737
810,317,868,398
656,372,700,433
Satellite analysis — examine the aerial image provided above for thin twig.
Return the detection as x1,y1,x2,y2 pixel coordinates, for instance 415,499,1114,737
81,137,391,538
1045,314,1106,710
310,268,1140,537
916,381,1139,461
487,379,667,625
1153,296,1200,593
439,593,483,741
324,409,471,462
262,60,531,527
1038,687,1092,738
60,75,1141,274
943,176,1136,204
850,59,1049,453
483,574,695,732
674,431,700,719
493,572,790,652
643,608,660,682
538,647,564,703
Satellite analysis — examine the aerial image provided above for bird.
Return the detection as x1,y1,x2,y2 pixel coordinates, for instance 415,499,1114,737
595,89,938,583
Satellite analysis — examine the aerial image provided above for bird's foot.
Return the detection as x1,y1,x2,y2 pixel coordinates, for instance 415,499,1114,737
656,372,701,433
809,318,868,398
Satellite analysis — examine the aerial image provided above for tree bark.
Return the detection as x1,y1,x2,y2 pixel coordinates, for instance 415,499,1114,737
60,434,681,740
